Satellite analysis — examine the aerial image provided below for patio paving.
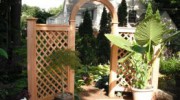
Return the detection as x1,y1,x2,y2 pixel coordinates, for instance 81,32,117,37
80,85,132,100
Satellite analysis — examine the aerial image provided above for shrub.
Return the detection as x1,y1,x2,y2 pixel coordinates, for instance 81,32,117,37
97,7,111,64
47,49,81,70
75,64,110,85
118,0,127,26
160,57,180,75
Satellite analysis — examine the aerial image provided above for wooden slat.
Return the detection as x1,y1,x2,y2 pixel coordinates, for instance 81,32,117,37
27,18,38,100
67,20,75,95
118,27,136,33
36,24,70,31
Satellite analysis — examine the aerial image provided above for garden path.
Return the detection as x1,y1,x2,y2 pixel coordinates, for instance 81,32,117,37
80,85,132,100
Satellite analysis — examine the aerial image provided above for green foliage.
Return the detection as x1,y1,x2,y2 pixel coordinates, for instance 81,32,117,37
78,10,93,36
21,4,55,29
160,57,180,75
0,48,8,59
0,71,27,100
130,54,149,89
145,3,153,19
0,0,21,75
35,9,53,23
74,64,109,99
75,64,110,85
47,49,81,70
14,39,27,67
0,88,8,100
89,64,110,81
118,0,127,26
7,72,27,97
155,10,161,21
135,17,164,46
97,7,111,64
105,12,179,89
48,5,63,15
77,10,97,65
21,4,41,29
167,32,180,54
155,0,180,29
76,33,97,65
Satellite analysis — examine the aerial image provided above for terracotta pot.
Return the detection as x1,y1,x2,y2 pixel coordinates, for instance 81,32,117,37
132,87,154,100
54,92,73,100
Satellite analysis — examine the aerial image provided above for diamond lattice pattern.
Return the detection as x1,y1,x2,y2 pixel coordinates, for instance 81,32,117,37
117,32,136,88
36,30,68,99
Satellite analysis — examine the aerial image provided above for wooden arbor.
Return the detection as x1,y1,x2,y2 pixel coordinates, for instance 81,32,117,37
27,0,160,100
69,0,119,97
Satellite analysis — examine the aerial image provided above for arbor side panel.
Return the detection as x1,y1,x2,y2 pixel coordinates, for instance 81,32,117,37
27,22,73,100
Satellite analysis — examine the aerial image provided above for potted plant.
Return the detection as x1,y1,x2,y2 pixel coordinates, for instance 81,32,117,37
47,49,81,100
105,15,179,100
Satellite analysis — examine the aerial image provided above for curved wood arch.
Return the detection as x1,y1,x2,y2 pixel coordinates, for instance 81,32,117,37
69,0,118,23
68,0,119,97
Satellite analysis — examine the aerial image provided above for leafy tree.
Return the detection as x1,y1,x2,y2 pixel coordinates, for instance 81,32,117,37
145,3,153,19
0,0,22,84
167,33,180,54
48,5,63,15
97,7,111,64
79,10,93,36
154,0,180,54
117,0,127,26
155,10,161,21
21,4,53,29
35,9,52,23
154,0,180,29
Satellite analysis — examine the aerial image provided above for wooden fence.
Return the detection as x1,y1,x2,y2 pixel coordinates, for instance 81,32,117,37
27,18,74,100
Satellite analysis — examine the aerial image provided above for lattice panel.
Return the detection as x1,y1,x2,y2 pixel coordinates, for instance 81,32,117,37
36,30,68,100
117,32,136,88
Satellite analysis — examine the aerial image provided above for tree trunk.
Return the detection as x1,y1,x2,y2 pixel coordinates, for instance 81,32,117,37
7,0,22,73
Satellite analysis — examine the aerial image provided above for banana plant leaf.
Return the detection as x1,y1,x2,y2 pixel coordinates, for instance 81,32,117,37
135,17,164,46
105,34,133,52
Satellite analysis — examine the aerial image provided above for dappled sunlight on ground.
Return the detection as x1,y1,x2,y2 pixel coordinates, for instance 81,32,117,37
80,85,132,100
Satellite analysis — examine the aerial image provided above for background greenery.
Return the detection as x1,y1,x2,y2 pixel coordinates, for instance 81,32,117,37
0,0,179,99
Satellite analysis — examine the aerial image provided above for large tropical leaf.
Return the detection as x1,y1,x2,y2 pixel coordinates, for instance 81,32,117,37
105,34,133,52
135,17,164,46
131,44,147,54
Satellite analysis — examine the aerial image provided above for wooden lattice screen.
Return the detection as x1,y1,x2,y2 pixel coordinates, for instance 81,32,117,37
27,19,74,100
117,32,135,91
113,27,136,92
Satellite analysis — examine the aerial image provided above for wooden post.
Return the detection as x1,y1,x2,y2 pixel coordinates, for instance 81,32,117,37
69,20,76,50
152,45,161,90
109,22,119,97
67,20,76,95
27,18,38,100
